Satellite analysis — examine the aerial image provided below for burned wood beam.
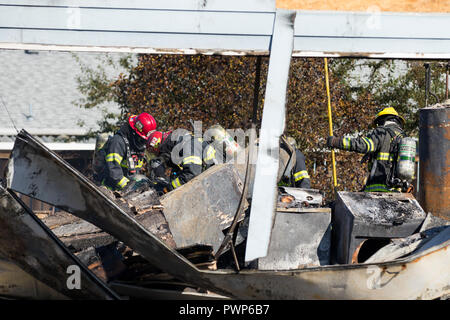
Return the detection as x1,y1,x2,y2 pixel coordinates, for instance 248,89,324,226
61,232,116,253
41,211,81,229
75,243,127,283
52,220,101,237
135,211,176,249
122,189,161,215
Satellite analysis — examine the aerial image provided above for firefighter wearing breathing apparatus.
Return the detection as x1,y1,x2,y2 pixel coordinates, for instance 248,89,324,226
146,129,217,193
326,107,415,193
92,113,157,192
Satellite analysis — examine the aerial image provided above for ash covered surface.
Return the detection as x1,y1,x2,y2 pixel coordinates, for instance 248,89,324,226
341,192,426,225
424,100,450,109
277,188,323,209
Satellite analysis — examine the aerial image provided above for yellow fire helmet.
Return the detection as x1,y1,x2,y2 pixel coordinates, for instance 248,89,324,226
373,107,405,126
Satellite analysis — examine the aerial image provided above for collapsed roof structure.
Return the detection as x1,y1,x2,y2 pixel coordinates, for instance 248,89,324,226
0,0,449,299
1,129,448,299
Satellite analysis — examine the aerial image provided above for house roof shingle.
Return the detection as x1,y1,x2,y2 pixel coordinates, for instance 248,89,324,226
0,49,130,143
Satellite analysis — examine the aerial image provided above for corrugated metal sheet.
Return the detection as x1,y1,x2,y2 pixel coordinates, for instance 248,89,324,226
293,10,450,57
0,0,277,11
0,0,275,54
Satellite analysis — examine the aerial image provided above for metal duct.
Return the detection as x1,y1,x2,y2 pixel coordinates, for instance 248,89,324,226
418,103,450,220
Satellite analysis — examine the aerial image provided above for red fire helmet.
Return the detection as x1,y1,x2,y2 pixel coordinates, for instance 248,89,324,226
128,113,157,140
147,130,171,154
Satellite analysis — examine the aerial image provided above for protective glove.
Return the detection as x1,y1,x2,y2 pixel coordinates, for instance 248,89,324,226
150,157,163,169
152,177,172,195
326,136,340,148
121,179,138,194
134,177,152,190
149,158,166,178
121,176,152,195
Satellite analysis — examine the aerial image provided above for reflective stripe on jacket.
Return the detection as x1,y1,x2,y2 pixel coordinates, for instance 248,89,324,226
102,133,145,190
159,131,216,190
292,149,311,188
334,123,404,192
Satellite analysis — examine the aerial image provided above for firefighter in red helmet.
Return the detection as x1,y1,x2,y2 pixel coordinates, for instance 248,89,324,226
92,112,157,191
146,129,216,193
128,113,157,140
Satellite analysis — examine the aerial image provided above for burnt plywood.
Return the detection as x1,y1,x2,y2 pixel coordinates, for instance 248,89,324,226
160,164,245,253
135,210,177,249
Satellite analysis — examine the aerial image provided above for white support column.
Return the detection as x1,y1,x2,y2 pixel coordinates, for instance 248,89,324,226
245,9,296,262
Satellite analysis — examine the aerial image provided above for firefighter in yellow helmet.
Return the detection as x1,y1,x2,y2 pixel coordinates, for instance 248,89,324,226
326,107,406,192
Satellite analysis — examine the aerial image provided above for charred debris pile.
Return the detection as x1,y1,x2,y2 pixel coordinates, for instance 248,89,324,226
0,130,448,300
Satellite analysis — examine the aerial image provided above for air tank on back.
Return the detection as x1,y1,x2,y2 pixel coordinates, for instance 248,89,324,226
207,124,241,163
396,137,416,181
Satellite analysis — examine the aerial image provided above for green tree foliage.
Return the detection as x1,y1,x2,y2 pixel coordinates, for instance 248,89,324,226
333,59,449,136
75,54,449,200
112,54,266,132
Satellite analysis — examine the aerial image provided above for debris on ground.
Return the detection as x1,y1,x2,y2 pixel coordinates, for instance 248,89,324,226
0,130,448,300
